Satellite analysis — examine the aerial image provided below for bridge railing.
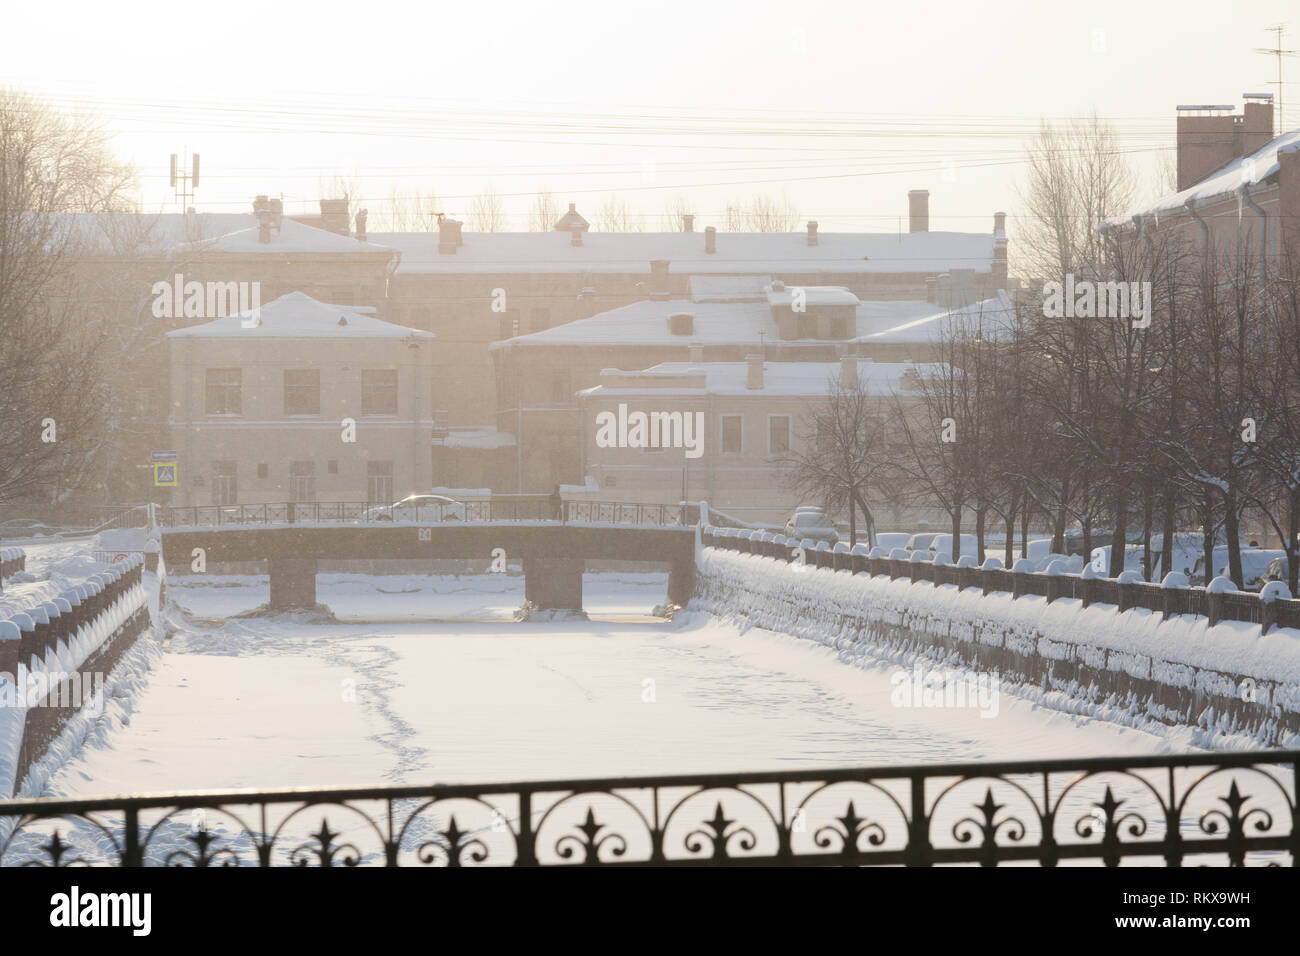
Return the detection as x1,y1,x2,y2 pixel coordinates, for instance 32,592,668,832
0,750,1294,866
701,527,1300,637
154,500,696,528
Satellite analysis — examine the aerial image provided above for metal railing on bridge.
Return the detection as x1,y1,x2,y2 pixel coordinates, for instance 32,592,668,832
1,750,1294,866
84,500,698,530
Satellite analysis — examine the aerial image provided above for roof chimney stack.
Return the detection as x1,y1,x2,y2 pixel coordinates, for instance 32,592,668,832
806,220,819,246
908,190,930,233
682,214,694,232
840,355,858,389
438,217,463,254
705,225,717,254
355,208,368,242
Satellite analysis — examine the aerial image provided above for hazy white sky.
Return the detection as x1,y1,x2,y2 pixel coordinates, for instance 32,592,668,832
3,0,1297,231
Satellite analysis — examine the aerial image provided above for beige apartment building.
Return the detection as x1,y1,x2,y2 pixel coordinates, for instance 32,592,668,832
166,292,435,507
575,357,944,527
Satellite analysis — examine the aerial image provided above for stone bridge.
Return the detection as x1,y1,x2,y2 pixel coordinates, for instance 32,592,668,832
160,523,697,612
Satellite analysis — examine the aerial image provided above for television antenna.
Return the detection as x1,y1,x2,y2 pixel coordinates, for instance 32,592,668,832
1256,25,1298,130
169,149,201,212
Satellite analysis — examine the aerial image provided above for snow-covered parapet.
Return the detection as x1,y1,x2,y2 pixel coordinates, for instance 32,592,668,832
692,547,1300,747
0,553,156,797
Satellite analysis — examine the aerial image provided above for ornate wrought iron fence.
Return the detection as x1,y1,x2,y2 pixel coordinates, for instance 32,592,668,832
1,752,1295,866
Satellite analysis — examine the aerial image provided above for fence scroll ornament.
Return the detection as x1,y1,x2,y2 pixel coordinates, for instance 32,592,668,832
0,752,1295,866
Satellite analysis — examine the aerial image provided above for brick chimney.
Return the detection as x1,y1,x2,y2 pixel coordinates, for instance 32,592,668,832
1176,96,1274,191
807,220,819,246
746,354,764,390
319,198,351,236
650,259,670,300
840,355,858,389
705,226,717,254
355,208,368,242
682,214,694,232
438,218,463,254
908,190,929,233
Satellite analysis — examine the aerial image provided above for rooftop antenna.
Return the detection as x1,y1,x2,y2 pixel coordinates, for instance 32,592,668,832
1255,25,1298,131
169,149,200,212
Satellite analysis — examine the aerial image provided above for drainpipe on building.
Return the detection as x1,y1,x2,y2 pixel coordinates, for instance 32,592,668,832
1238,184,1269,281
1184,198,1210,268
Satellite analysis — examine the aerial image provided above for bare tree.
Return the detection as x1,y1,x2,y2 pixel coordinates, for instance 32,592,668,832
527,189,560,231
0,87,136,507
467,185,506,232
594,195,643,232
660,194,695,231
383,184,441,231
785,372,890,547
722,193,800,232
1017,111,1137,282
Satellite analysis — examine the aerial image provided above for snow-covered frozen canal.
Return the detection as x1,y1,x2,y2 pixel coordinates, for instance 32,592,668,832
39,569,1186,799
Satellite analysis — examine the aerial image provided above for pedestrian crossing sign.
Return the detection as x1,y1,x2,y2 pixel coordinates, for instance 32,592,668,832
153,463,178,487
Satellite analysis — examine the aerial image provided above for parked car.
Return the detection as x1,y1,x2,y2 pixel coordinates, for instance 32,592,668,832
366,494,466,522
874,532,911,553
1193,548,1283,590
784,509,838,546
927,533,978,560
904,532,937,553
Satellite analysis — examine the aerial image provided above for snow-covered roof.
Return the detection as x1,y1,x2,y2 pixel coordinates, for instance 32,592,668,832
579,360,945,398
490,292,1013,350
766,284,859,308
166,291,435,339
178,217,395,255
1108,128,1300,225
371,230,996,275
688,275,771,301
854,290,1016,343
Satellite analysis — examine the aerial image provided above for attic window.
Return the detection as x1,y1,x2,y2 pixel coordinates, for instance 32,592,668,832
668,312,694,335
338,316,348,326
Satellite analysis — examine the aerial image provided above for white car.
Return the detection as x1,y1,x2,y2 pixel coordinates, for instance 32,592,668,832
928,533,978,561
784,509,838,546
366,494,466,522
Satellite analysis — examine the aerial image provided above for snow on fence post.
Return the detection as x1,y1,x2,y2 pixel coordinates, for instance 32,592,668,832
1011,558,1034,600
1044,559,1071,603
908,550,929,584
1116,570,1144,613
1205,575,1235,626
1078,562,1103,608
1259,581,1292,636
980,555,1003,596
1160,572,1190,619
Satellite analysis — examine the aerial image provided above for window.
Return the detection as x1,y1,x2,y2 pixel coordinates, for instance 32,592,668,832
211,461,237,505
498,309,520,340
768,415,791,455
284,369,320,416
289,460,316,502
361,369,398,415
327,459,338,474
721,415,743,455
367,461,393,504
817,416,835,452
205,368,241,415
551,369,572,406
